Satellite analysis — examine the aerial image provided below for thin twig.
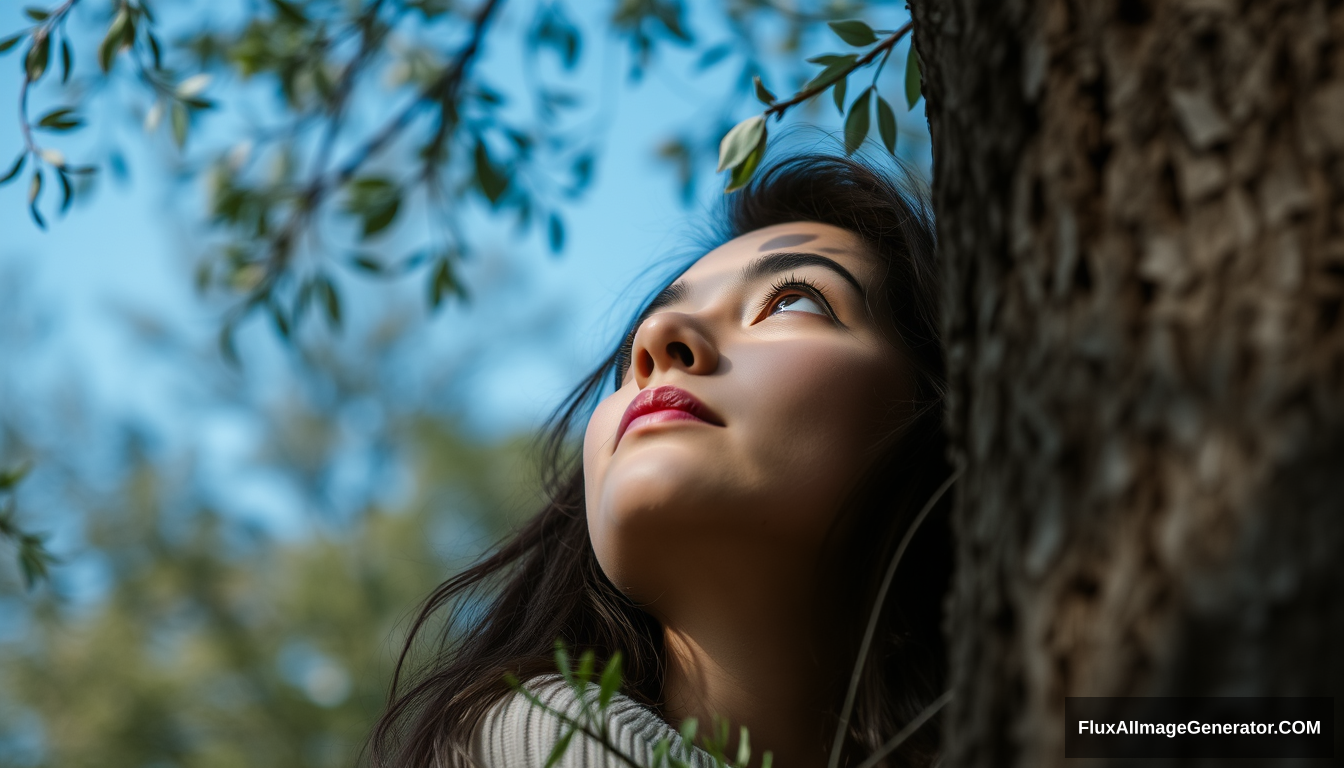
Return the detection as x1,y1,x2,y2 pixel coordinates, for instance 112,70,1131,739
15,0,83,156
826,466,961,768
764,21,911,120
246,0,503,302
854,690,953,768
307,0,393,183
332,0,504,186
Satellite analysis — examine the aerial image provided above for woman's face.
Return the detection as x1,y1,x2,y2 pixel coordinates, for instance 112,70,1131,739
582,221,913,616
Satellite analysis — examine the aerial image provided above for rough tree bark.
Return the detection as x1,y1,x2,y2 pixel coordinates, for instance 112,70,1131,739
909,0,1344,765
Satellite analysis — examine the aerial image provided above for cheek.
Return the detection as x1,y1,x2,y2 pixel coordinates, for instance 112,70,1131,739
582,391,635,557
730,339,900,503
582,394,623,501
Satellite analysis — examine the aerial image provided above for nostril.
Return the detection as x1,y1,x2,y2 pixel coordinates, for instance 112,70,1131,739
667,341,694,367
637,349,655,379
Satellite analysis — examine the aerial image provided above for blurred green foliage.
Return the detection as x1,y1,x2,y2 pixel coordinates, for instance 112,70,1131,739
0,0,910,355
0,411,544,767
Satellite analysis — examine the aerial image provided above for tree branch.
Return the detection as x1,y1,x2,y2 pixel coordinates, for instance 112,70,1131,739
764,20,911,120
331,0,504,188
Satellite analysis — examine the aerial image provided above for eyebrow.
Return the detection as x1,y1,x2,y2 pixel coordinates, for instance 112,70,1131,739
741,251,865,296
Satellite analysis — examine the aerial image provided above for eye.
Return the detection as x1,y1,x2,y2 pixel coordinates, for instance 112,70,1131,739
770,293,828,316
756,275,837,321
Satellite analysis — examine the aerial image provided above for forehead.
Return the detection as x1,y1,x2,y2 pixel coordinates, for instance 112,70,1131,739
684,221,877,286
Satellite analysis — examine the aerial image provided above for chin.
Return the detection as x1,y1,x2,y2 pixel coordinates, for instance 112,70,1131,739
599,449,706,529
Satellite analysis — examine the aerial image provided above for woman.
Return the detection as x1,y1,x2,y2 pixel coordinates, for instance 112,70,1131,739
369,154,954,768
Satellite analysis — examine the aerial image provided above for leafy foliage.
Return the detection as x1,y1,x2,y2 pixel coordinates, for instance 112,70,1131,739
0,404,545,767
715,18,920,191
0,461,55,590
1,0,923,360
506,640,775,768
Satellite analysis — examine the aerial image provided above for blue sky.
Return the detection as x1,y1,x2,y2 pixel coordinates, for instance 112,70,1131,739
0,0,929,539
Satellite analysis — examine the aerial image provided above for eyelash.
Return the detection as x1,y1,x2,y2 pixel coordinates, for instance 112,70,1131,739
753,274,837,319
613,274,837,384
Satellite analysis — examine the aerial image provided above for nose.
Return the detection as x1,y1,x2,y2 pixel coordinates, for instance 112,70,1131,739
629,311,720,388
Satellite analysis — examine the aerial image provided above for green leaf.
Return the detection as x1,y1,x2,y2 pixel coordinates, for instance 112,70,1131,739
98,11,129,73
19,535,53,590
361,198,400,238
598,651,622,709
25,32,50,81
735,726,750,767
270,300,290,339
171,102,189,148
24,7,50,22
575,649,595,686
554,639,574,685
652,738,671,768
28,168,42,204
876,95,897,155
316,275,341,329
350,254,383,274
0,461,32,490
844,87,872,156
270,0,307,24
547,213,564,254
905,45,923,109
696,43,731,70
473,141,507,205
761,751,773,768
679,717,698,746
0,33,24,55
805,53,855,66
147,32,162,70
543,727,575,768
828,19,877,47
0,153,25,185
38,107,81,131
724,141,763,193
57,169,71,214
59,37,70,83
752,75,775,105
428,257,460,309
571,153,592,189
716,115,765,173
832,76,847,115
803,54,858,93
343,178,402,240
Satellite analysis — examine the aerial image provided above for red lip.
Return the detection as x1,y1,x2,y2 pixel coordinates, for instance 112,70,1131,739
616,385,723,446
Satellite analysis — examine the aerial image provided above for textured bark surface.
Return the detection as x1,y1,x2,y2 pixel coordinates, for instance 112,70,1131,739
910,0,1344,765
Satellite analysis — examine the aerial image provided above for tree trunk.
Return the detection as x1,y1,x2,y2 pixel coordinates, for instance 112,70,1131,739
909,0,1344,765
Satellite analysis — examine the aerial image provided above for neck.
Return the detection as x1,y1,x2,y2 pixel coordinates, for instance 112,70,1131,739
657,585,838,768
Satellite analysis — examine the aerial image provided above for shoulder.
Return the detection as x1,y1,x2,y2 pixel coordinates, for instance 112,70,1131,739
471,675,715,768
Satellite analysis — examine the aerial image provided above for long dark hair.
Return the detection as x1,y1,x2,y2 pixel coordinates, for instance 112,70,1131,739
368,153,951,768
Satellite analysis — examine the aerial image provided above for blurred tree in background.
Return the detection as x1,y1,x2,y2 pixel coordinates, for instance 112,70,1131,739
0,1,928,765
0,282,549,766
2,420,537,768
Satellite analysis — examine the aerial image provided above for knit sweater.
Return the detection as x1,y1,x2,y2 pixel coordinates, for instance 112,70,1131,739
471,675,718,768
